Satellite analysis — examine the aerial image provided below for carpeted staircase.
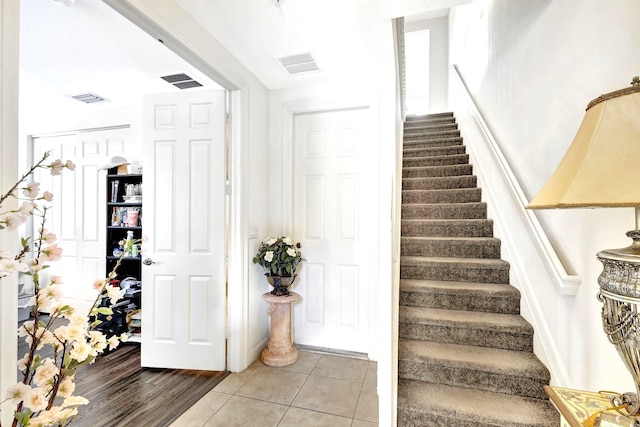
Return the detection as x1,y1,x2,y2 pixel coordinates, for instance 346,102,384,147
397,112,559,426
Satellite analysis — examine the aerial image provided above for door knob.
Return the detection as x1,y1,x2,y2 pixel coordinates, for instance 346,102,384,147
142,258,156,266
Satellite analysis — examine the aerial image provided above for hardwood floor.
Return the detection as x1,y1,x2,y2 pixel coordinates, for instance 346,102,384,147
17,335,227,427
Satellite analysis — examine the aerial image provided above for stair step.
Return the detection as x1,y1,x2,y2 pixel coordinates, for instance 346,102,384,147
398,306,532,351
401,236,501,258
404,130,461,141
401,219,494,238
402,188,482,204
406,112,453,121
398,339,550,399
404,123,459,134
399,279,519,314
404,117,456,128
400,255,509,283
402,176,477,191
403,137,464,148
403,153,469,168
401,202,487,220
397,379,559,427
402,164,472,179
403,145,466,158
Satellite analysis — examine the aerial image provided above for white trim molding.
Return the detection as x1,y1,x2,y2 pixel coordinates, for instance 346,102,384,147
0,1,20,425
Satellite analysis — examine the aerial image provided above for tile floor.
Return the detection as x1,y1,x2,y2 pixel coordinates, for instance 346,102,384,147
170,350,378,427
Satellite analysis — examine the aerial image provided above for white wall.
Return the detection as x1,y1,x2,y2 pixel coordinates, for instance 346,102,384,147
406,16,449,113
449,0,640,392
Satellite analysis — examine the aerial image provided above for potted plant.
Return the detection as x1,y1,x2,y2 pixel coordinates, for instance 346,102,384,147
253,236,303,296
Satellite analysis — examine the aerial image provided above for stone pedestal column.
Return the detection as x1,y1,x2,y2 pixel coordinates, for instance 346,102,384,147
261,292,300,367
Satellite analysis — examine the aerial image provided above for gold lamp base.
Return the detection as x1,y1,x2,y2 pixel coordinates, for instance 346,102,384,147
597,230,640,416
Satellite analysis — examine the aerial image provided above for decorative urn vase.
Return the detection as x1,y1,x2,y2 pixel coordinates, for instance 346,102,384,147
265,274,296,296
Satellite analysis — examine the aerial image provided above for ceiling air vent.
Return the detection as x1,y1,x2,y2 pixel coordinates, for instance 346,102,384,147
69,92,109,104
160,73,203,89
275,52,320,75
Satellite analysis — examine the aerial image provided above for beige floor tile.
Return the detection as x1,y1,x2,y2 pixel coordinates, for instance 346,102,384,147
354,383,378,423
277,407,352,427
169,390,231,426
364,361,377,385
236,367,308,405
203,396,287,427
311,354,369,382
291,375,362,418
213,373,249,394
351,420,378,427
265,349,322,374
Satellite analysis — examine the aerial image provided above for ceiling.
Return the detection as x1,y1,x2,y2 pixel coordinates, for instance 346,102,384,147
20,0,469,114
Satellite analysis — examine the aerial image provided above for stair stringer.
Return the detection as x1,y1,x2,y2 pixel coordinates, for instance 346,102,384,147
450,67,576,388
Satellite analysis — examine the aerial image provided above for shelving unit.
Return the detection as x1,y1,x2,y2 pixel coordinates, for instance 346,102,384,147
106,167,142,341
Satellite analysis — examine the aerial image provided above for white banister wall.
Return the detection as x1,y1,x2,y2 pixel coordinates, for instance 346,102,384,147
450,66,576,386
448,0,640,392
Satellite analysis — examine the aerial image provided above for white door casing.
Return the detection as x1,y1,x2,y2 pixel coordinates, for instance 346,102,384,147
292,107,378,353
142,90,226,371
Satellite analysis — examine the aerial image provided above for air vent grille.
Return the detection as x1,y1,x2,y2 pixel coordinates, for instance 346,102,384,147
69,93,109,104
275,52,320,75
160,73,203,89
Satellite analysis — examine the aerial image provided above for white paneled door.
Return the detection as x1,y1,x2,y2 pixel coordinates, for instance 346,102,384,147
34,128,130,314
142,90,227,371
292,108,377,353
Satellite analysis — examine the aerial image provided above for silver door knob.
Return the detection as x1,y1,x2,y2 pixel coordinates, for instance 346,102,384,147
142,258,155,266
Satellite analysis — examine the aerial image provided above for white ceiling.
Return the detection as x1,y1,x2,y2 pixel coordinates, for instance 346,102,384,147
20,0,469,113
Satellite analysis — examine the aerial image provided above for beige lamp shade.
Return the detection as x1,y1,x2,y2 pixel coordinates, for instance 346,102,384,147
528,82,640,209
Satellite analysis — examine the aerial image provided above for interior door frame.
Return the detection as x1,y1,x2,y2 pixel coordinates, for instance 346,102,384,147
280,97,382,357
94,0,251,372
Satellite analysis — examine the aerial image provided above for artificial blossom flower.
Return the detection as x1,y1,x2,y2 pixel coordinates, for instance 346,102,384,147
282,236,292,245
4,382,31,404
264,251,274,262
39,243,63,262
24,387,48,411
23,181,40,198
69,340,92,363
286,247,296,257
42,191,54,202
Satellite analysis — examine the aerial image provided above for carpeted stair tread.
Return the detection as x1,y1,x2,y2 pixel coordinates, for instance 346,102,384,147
401,236,501,258
399,338,549,379
397,379,559,427
403,137,464,151
404,123,459,134
403,153,470,167
401,219,494,237
402,137,465,148
399,306,533,351
400,279,520,313
403,164,472,178
403,145,466,158
399,306,532,335
402,187,482,204
400,255,509,283
401,202,487,220
398,339,550,399
404,130,460,141
402,176,477,191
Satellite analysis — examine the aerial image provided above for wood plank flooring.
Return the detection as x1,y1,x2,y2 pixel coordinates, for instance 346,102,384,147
17,334,227,427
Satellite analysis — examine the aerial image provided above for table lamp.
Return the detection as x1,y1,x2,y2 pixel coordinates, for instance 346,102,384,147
528,77,640,416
